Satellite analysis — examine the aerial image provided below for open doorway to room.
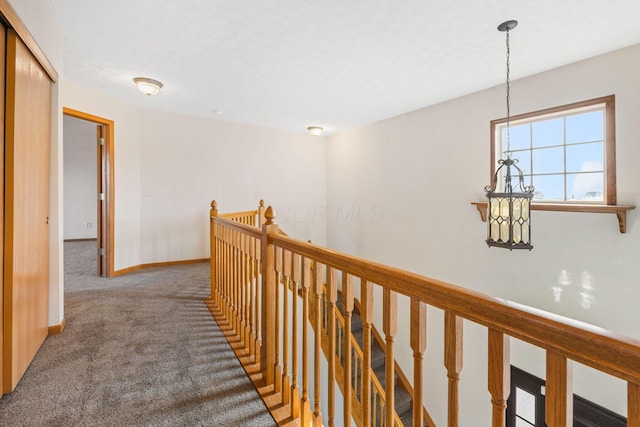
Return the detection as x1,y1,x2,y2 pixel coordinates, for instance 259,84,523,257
62,108,114,278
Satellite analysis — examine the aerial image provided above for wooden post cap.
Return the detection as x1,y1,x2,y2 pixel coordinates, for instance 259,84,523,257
211,200,217,209
265,206,276,224
259,199,265,207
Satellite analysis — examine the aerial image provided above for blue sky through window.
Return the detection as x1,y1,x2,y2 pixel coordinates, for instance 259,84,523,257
498,107,605,201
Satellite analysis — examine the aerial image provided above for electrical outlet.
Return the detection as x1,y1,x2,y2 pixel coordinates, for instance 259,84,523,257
86,222,92,229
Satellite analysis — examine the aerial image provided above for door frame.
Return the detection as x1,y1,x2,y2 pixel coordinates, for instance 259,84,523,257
62,107,115,277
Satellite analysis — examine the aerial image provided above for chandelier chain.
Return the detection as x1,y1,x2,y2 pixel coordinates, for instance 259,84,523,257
505,28,512,157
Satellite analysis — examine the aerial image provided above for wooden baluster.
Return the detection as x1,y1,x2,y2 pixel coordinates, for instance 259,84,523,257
237,230,243,336
215,223,221,308
244,234,252,349
343,273,355,426
254,236,262,364
273,246,283,394
629,382,640,426
290,253,302,419
313,261,324,426
338,324,343,361
546,351,573,427
444,311,463,427
219,226,225,315
232,229,238,332
223,226,229,321
221,226,226,318
353,355,359,400
411,298,427,427
228,228,234,327
361,280,374,427
488,329,510,427
372,391,378,427
300,257,313,427
383,289,397,427
326,267,337,427
210,201,218,302
239,232,246,344
237,230,242,334
282,250,292,405
247,235,255,358
227,227,233,324
258,199,266,226
260,207,279,385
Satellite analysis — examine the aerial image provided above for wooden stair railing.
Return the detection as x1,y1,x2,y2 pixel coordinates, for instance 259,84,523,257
207,201,640,427
310,285,428,426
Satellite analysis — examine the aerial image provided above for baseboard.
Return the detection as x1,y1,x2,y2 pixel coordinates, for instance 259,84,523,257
112,258,210,277
48,318,66,335
64,238,98,242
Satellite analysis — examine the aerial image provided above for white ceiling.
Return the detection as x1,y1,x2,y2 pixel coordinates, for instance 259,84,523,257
49,0,640,135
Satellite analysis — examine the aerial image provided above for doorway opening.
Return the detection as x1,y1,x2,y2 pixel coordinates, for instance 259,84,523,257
62,108,114,277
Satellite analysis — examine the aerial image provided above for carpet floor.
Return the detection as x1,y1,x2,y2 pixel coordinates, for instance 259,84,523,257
0,241,276,427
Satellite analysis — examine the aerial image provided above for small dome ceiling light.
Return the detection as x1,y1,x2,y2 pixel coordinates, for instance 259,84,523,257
307,126,324,136
133,77,163,96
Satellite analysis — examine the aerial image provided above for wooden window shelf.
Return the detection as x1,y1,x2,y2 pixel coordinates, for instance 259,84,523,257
470,202,635,233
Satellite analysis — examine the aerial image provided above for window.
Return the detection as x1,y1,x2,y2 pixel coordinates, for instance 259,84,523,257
491,96,616,205
506,366,626,427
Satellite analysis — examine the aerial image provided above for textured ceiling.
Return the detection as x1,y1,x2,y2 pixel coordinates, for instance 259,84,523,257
49,0,640,135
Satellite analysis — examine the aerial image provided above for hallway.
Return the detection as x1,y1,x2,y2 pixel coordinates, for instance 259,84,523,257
0,242,275,426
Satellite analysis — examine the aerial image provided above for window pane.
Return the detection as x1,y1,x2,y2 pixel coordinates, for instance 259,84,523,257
532,117,563,148
532,146,564,174
532,174,564,200
516,387,536,423
504,123,531,151
491,98,612,206
566,142,603,173
567,172,604,201
566,110,603,143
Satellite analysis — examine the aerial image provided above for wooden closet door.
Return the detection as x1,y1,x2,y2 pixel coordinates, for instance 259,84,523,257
3,29,51,393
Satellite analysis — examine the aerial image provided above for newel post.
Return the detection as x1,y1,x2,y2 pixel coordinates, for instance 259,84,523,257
209,200,218,303
261,206,279,385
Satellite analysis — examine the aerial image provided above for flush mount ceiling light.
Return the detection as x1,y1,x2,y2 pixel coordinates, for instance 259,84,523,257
484,20,534,250
133,77,163,96
307,126,324,136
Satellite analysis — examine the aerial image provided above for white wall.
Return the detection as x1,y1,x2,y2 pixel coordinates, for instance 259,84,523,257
8,0,65,327
327,44,640,423
63,79,327,269
140,109,326,264
63,79,143,271
63,116,97,239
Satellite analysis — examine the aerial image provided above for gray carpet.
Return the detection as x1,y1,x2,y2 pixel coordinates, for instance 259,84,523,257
0,241,276,427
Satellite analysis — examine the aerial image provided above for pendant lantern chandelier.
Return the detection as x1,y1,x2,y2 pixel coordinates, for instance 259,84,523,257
484,20,535,250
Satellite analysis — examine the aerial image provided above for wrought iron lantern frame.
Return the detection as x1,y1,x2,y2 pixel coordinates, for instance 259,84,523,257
485,20,535,250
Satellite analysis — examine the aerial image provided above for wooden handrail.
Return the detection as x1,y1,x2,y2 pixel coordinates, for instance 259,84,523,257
267,232,640,385
209,201,640,427
333,297,405,427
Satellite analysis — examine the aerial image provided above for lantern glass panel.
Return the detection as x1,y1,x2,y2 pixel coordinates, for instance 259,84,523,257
500,221,510,243
513,222,522,244
500,198,510,219
522,222,530,243
491,220,500,242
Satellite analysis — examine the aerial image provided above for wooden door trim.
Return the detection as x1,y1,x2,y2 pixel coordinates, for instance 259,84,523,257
4,29,52,393
63,107,115,277
0,0,57,82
